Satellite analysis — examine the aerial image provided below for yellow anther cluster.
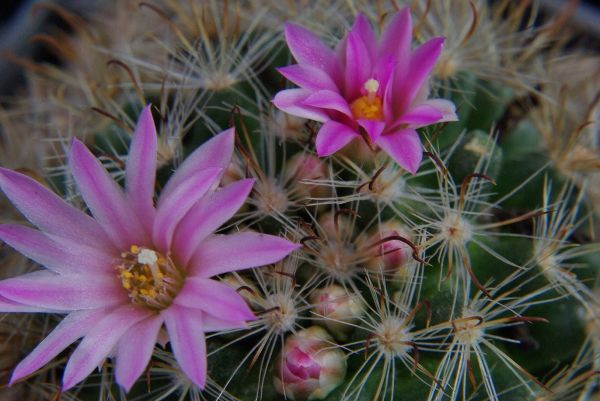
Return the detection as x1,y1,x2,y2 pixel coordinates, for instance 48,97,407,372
350,78,384,121
350,96,383,121
114,245,183,310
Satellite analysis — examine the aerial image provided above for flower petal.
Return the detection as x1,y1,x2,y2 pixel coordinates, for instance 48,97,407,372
189,232,300,278
357,119,386,142
375,129,423,174
0,224,114,275
351,13,377,58
303,90,353,118
396,104,444,127
379,7,412,66
125,105,157,233
284,22,342,84
345,28,372,100
70,139,147,247
10,309,109,384
273,89,329,123
175,277,255,322
172,179,255,266
152,168,221,253
315,120,359,157
0,271,126,311
421,98,459,122
62,305,152,391
162,304,207,389
0,295,58,313
159,128,234,202
375,7,412,89
0,168,112,249
277,64,338,92
115,315,163,392
402,37,445,107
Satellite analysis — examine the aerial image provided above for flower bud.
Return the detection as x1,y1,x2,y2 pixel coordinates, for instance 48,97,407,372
285,153,329,199
274,326,346,400
366,221,413,273
271,110,306,141
317,211,355,240
310,285,365,339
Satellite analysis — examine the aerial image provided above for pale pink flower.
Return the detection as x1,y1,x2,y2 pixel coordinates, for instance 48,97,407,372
0,106,300,391
273,8,458,173
274,326,346,400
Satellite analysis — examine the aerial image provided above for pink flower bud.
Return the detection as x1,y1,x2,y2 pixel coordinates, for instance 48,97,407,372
366,221,413,272
271,110,306,141
310,285,364,339
274,326,346,400
285,153,329,199
317,211,355,240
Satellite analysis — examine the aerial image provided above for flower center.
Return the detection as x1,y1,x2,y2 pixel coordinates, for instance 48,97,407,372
114,245,184,310
350,79,383,120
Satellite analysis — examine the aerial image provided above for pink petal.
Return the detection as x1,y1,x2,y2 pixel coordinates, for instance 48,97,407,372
162,304,207,389
375,7,412,89
174,277,255,322
379,7,412,66
351,14,377,58
315,120,359,156
302,90,353,118
396,104,444,128
345,29,372,100
203,312,250,332
0,295,58,313
115,315,163,392
0,168,113,249
125,105,157,234
358,119,386,142
0,224,114,275
159,128,234,202
10,309,107,384
172,179,255,266
277,64,338,92
70,139,147,248
375,129,423,174
62,305,152,391
152,168,221,253
0,271,127,311
273,88,329,123
402,37,445,108
421,99,458,122
189,232,300,278
284,22,342,84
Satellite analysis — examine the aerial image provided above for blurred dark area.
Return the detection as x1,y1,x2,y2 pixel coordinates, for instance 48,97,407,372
0,0,598,98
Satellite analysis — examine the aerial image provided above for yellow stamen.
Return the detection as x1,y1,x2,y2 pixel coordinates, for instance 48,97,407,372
113,245,185,310
350,79,383,121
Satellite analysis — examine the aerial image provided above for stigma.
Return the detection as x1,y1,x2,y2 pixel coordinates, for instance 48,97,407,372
350,79,383,121
114,245,184,310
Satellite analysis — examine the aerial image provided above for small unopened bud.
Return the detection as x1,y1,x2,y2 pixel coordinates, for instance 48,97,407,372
285,153,329,199
366,221,412,273
272,110,306,141
310,285,365,339
274,326,346,400
318,211,355,240
221,159,245,186
339,137,375,165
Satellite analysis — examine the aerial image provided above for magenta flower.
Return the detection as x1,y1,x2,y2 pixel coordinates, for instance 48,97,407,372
273,8,457,173
0,106,300,391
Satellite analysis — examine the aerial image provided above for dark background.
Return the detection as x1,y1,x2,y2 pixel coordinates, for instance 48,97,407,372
0,0,598,97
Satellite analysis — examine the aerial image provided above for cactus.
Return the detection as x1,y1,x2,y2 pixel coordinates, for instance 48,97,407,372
0,1,598,401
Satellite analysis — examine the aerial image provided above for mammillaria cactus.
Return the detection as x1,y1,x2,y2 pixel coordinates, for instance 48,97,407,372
0,1,598,401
